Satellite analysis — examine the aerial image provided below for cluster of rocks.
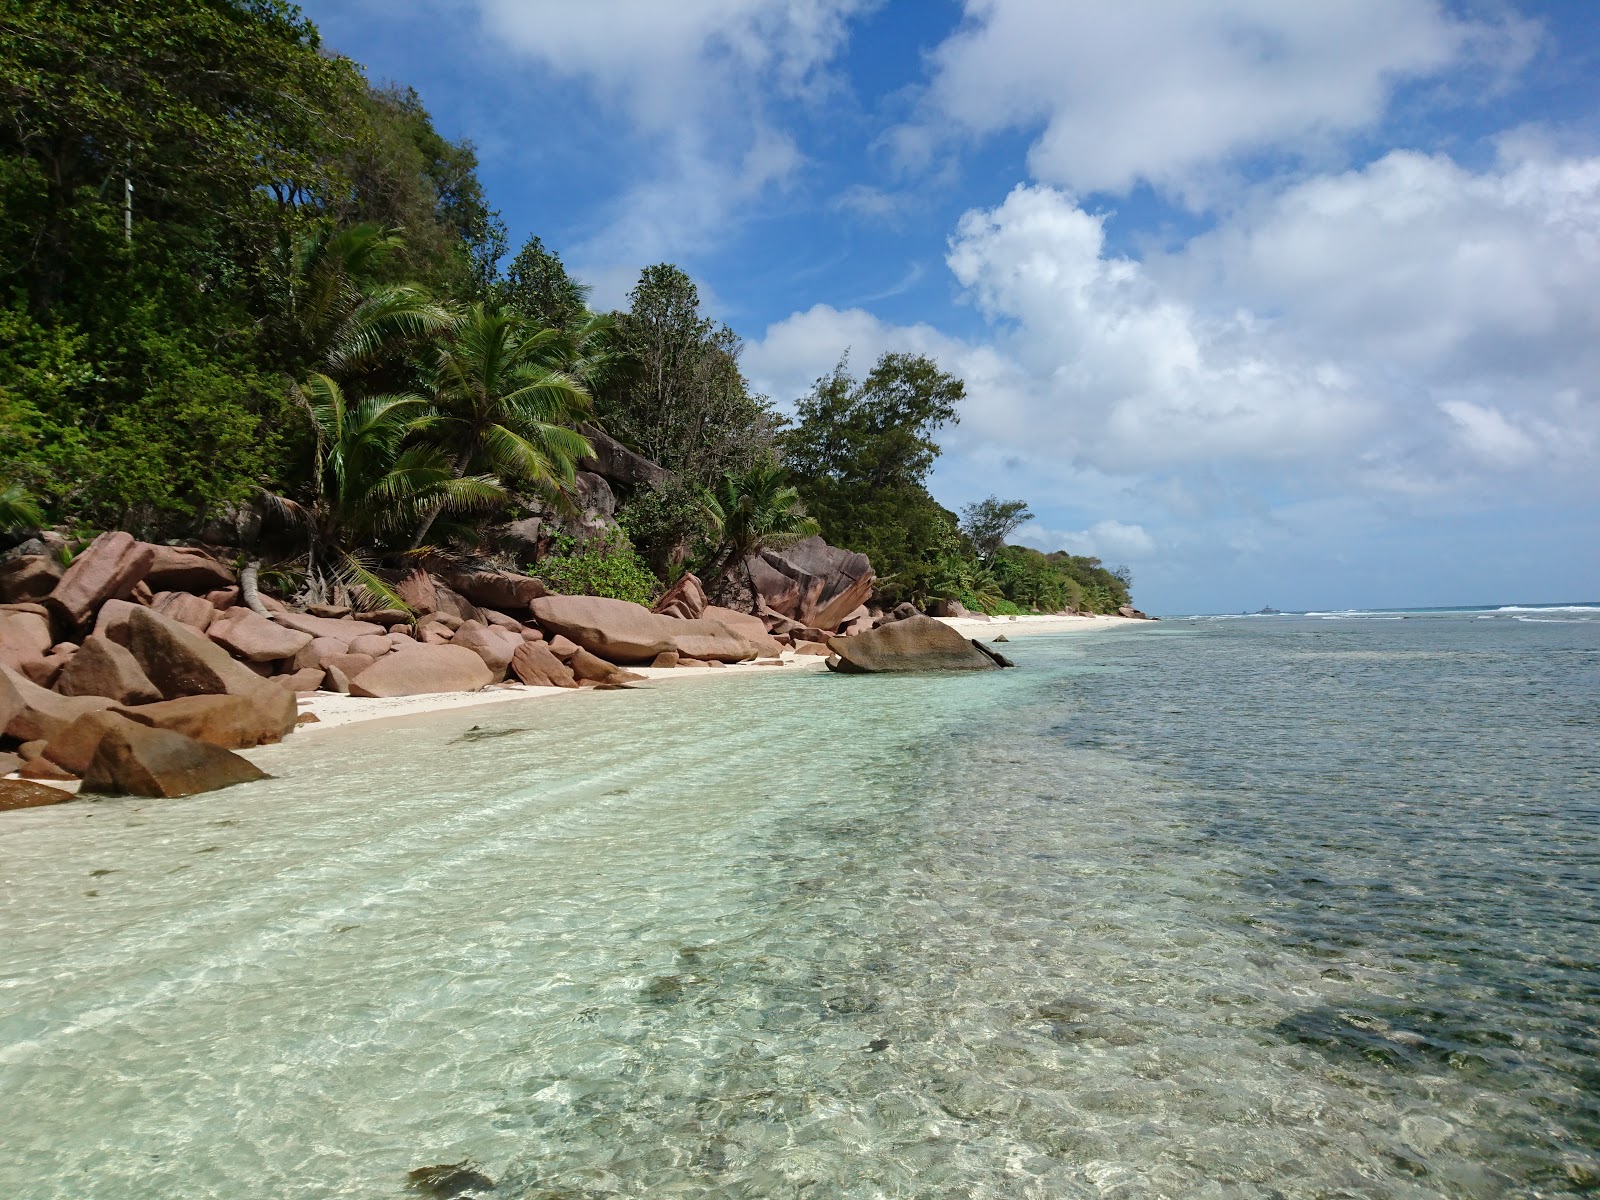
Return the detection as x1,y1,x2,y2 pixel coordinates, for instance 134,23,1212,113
1,528,1025,811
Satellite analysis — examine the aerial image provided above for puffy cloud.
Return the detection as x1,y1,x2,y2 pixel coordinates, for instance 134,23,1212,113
477,0,873,127
752,145,1600,522
908,0,1534,200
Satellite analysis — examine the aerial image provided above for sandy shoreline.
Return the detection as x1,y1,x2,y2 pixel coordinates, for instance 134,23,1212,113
280,610,1146,734
6,612,1149,790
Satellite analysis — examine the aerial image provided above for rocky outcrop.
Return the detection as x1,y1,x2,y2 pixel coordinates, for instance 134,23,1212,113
207,609,314,663
1,777,73,811
578,424,671,490
0,556,61,604
80,714,268,798
700,605,783,656
528,595,674,664
746,537,874,632
826,615,1005,673
348,644,493,698
44,531,153,630
652,573,708,620
151,590,218,631
0,609,53,668
509,640,578,688
274,612,387,643
122,606,269,699
54,635,162,705
1,663,116,742
445,570,546,614
142,545,235,593
114,688,297,749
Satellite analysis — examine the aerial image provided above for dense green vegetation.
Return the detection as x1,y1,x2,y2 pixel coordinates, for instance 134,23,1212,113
0,1,1134,614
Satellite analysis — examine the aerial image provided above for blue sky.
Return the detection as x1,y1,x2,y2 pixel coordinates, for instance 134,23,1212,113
302,0,1600,614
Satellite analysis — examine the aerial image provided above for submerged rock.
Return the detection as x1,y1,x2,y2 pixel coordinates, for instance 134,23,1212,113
826,615,1006,673
406,1161,495,1197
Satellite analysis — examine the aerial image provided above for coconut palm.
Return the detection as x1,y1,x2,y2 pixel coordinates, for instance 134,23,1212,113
408,303,595,549
702,461,819,601
268,376,506,609
271,223,452,382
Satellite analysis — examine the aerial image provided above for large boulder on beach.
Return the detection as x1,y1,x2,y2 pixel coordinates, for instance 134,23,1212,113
44,532,153,630
0,777,73,811
113,688,297,749
746,537,874,632
141,545,235,593
509,640,578,688
347,643,492,698
528,595,674,664
451,620,520,680
1,663,116,742
0,556,61,604
79,714,268,798
664,618,759,663
700,606,784,656
207,609,314,663
567,647,644,685
54,635,162,705
123,606,267,698
826,615,1004,673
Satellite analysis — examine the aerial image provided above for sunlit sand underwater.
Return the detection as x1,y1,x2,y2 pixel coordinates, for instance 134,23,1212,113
3,613,1597,1198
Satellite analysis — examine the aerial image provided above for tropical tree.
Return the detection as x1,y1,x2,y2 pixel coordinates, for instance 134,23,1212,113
702,461,819,601
408,304,594,548
268,376,504,608
960,496,1033,565
268,222,451,380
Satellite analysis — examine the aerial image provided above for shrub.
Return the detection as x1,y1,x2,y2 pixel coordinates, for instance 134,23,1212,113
533,529,658,606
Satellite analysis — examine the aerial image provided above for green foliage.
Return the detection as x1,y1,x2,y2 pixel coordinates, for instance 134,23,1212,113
702,461,819,595
960,496,1033,564
784,352,967,602
498,236,589,329
533,530,658,606
0,478,43,533
618,476,718,576
602,265,781,484
990,544,1130,614
332,84,507,299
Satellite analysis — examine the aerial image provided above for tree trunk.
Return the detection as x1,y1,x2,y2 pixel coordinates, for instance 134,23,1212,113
239,560,275,619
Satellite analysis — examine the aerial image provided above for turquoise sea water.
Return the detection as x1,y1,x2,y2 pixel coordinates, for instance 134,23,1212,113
1,611,1597,1198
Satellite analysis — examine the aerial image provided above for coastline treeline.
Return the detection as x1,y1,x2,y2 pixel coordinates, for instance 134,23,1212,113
0,0,1133,616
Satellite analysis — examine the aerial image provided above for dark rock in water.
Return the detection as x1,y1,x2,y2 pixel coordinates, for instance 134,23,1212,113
450,724,528,744
970,640,1015,668
406,1161,495,1196
993,634,1009,643
826,616,1004,673
865,1037,891,1052
640,974,696,1005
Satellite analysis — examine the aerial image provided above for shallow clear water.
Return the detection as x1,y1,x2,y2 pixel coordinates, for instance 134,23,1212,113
2,615,1598,1199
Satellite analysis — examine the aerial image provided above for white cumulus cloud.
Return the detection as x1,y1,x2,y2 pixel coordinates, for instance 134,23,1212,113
907,0,1535,200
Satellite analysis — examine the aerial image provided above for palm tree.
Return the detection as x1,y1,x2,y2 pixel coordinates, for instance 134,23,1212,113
271,223,452,383
0,478,43,534
408,304,595,549
702,461,820,602
268,376,506,609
